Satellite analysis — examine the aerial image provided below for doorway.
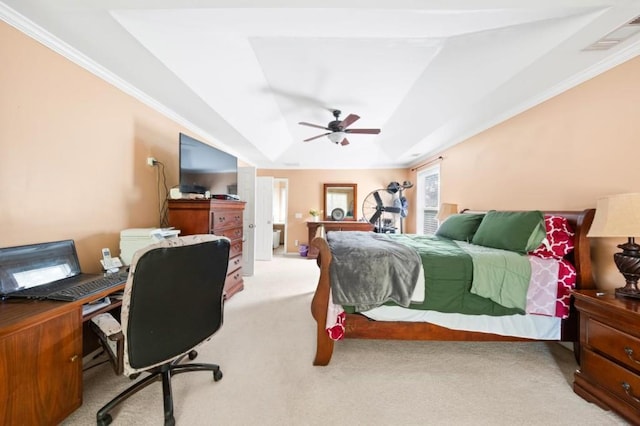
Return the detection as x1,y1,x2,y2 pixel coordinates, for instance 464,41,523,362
272,178,288,256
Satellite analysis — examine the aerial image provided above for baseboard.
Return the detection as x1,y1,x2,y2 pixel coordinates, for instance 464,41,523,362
558,341,573,351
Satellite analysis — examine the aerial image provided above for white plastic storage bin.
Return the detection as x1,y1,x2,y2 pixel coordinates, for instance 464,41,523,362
272,230,281,249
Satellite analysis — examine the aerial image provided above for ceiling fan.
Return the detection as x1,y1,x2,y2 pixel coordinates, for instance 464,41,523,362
298,109,381,146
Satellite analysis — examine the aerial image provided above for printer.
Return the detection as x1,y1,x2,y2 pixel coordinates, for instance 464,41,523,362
119,228,180,265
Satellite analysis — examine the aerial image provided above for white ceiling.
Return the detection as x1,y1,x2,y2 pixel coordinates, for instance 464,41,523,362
2,1,640,169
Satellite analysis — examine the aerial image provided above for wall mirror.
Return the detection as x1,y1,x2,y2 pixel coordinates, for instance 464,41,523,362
323,183,357,221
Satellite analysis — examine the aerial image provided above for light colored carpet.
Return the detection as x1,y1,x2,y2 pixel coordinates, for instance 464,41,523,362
63,254,628,426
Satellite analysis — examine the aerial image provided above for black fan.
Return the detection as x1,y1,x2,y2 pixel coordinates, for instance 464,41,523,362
362,189,402,233
298,109,381,146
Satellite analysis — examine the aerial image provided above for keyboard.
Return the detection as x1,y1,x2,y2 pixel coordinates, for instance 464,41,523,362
47,273,127,302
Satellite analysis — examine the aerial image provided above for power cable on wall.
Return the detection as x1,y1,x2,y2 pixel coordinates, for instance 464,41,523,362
153,161,170,227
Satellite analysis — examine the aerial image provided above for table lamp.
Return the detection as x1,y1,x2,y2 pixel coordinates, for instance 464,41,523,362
436,203,458,222
588,193,640,299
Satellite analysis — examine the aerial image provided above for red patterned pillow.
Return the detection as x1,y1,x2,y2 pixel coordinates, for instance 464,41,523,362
529,215,575,260
555,259,577,319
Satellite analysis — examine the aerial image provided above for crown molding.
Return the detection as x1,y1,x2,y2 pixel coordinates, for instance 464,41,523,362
419,40,640,165
0,3,253,164
1,4,179,123
514,40,640,121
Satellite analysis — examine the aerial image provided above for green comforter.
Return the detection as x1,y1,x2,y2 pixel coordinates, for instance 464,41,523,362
343,234,524,316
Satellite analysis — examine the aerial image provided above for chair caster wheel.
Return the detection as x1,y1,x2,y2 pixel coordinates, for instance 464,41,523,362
97,413,112,426
188,350,198,360
213,369,223,381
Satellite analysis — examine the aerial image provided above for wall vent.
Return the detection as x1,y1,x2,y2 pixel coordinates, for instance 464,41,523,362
583,15,640,51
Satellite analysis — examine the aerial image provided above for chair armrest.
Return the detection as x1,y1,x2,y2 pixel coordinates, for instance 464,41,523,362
90,313,124,375
91,313,122,336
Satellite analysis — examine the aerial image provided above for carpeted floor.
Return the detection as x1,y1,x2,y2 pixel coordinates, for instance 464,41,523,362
63,254,628,425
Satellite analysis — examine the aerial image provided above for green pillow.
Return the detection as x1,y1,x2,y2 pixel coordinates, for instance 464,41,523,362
435,213,485,242
471,210,546,253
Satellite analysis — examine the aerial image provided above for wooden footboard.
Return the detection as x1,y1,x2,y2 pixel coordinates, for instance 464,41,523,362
310,209,596,366
309,230,335,366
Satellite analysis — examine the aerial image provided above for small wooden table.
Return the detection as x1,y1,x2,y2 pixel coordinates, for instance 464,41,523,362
306,221,374,259
573,289,640,425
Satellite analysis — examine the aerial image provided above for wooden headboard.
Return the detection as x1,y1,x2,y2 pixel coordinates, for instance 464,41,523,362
460,209,596,291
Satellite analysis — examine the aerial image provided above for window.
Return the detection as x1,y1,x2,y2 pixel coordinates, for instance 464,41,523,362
416,165,440,235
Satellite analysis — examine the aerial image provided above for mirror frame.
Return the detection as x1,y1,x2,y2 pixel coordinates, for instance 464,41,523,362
323,183,357,221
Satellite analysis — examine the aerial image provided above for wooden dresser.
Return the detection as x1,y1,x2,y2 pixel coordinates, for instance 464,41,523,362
306,221,374,259
573,290,640,424
168,199,245,299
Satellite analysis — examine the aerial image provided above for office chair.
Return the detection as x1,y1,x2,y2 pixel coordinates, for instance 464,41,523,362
91,234,231,426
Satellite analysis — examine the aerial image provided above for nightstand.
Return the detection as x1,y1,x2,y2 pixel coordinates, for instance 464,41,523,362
573,290,640,424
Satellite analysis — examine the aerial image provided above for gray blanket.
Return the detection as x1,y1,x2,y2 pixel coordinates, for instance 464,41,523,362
327,231,422,312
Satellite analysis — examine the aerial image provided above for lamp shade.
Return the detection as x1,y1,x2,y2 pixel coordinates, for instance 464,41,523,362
328,132,346,143
588,193,640,237
436,203,458,221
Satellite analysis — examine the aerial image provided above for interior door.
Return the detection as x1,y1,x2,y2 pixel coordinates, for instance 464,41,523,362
256,176,273,261
237,166,256,276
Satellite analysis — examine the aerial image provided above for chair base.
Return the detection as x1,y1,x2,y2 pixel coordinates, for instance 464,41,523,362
97,351,222,426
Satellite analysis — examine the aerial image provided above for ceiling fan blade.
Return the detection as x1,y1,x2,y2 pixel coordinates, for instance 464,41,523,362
303,133,330,142
373,191,383,208
339,114,360,129
346,128,381,134
299,122,329,130
340,138,350,146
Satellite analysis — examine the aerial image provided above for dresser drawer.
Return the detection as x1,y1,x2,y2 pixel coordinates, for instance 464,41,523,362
228,254,242,274
229,239,242,258
210,211,243,231
586,318,640,374
216,226,243,242
224,268,243,292
581,349,640,411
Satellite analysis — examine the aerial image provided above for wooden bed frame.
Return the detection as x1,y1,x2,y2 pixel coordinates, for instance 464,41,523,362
310,209,596,366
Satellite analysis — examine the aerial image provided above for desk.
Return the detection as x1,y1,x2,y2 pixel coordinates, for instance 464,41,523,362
0,283,125,425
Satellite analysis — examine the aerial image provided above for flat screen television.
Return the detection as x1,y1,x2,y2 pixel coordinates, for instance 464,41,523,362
179,133,238,195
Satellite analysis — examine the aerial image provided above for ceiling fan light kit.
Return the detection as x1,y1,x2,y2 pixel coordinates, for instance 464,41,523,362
327,131,346,144
299,109,381,146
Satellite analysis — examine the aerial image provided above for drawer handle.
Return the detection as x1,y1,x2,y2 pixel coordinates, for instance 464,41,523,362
624,347,640,365
622,382,640,404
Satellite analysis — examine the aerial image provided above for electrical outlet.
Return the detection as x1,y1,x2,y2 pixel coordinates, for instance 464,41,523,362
294,239,299,246
146,157,157,166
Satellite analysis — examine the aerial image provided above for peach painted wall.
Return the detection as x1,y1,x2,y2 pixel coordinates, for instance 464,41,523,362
257,169,410,252
412,55,640,291
0,22,225,272
3,17,638,290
